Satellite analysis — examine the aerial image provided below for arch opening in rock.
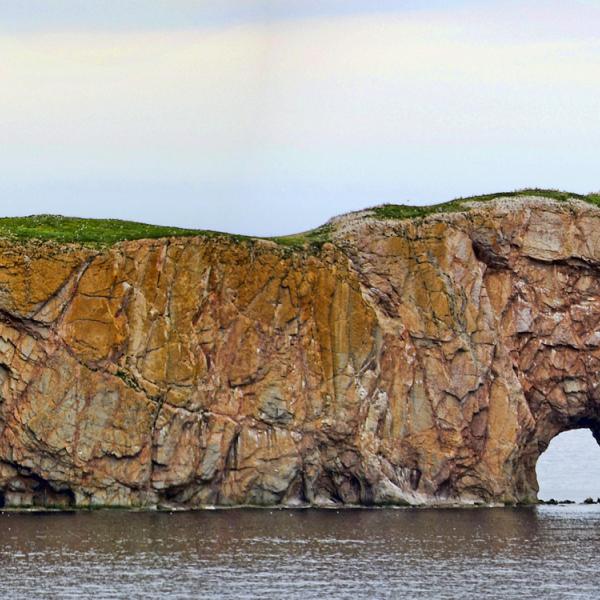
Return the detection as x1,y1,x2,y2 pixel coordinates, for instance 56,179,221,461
535,428,600,503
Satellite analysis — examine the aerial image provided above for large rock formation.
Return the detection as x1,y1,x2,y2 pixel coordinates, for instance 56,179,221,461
0,196,599,508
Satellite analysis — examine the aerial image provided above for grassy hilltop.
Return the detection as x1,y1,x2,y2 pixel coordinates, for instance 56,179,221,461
1,188,598,247
0,215,248,246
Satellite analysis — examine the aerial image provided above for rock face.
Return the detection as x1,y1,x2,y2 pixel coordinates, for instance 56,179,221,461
0,196,599,508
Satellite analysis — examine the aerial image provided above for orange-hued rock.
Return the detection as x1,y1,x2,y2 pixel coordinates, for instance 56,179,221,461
0,196,599,508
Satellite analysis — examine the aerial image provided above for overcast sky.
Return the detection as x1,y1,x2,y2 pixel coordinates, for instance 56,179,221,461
1,1,599,235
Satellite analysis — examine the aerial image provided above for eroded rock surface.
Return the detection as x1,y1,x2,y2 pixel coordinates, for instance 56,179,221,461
0,196,599,508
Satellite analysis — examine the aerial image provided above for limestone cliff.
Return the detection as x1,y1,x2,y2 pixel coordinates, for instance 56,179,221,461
0,195,599,508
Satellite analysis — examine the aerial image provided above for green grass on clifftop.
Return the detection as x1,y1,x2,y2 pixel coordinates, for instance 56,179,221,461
1,189,598,247
371,188,600,221
0,214,332,249
0,215,250,246
267,224,332,248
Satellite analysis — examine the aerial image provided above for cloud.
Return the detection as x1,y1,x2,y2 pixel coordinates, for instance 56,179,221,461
0,1,471,32
0,2,599,234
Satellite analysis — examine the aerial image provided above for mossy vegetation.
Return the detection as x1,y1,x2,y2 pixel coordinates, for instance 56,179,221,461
371,188,600,221
115,369,141,391
0,189,597,247
267,224,332,249
0,214,251,246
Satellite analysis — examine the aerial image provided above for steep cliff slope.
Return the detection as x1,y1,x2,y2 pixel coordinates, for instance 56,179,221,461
0,193,599,508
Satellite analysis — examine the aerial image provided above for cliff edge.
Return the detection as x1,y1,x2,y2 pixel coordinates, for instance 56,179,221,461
0,191,599,508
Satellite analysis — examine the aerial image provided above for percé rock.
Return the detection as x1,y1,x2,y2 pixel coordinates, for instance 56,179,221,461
0,196,599,508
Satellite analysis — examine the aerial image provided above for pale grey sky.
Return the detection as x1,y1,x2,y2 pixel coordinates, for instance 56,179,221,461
1,1,599,235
